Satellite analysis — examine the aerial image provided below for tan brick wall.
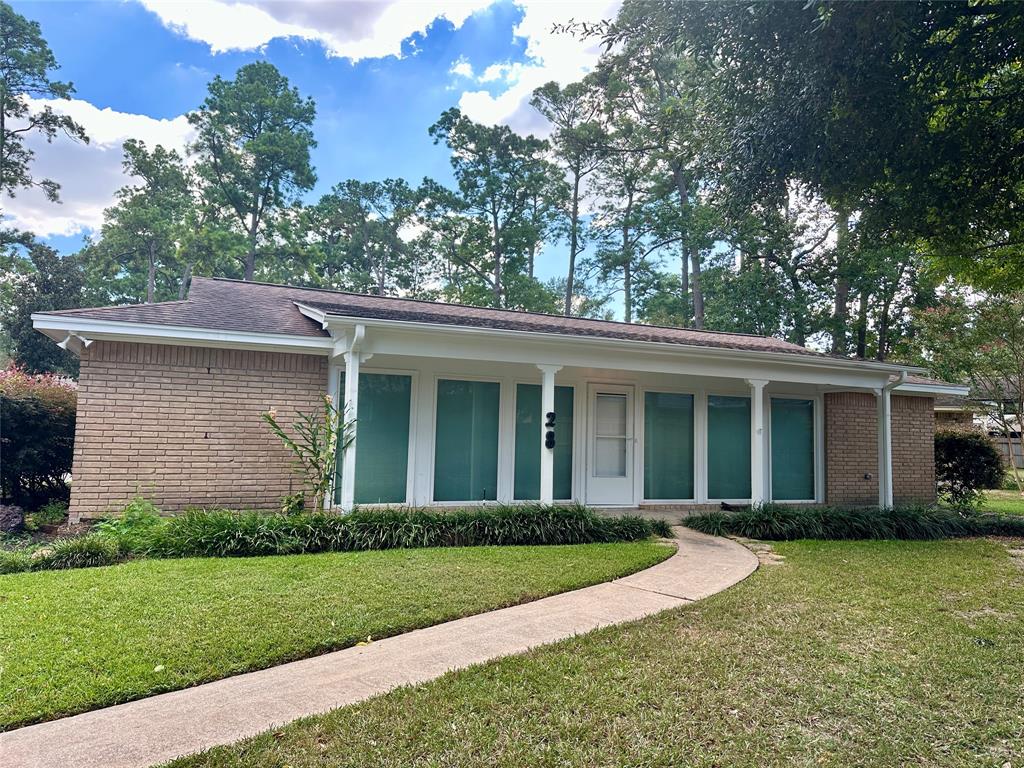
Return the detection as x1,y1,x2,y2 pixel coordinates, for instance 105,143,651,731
935,410,975,430
70,341,327,520
892,395,936,504
825,392,879,505
824,392,936,506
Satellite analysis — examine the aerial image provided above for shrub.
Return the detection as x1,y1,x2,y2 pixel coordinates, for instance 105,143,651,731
36,534,122,570
683,502,1024,541
0,549,34,574
24,500,68,531
143,504,668,559
0,366,76,510
93,497,166,554
935,429,1004,509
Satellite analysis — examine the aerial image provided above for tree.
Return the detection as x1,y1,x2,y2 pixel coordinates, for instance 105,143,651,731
89,140,191,304
607,1,1024,291
917,293,1024,492
0,1,87,203
428,108,555,309
189,62,316,281
304,179,421,295
1,244,83,375
530,80,604,315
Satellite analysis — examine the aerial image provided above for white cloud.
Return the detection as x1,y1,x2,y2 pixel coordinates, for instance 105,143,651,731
457,0,620,135
2,99,195,237
137,0,494,61
449,55,474,79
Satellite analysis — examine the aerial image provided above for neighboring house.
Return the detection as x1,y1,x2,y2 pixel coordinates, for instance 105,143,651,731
933,389,1024,469
33,278,968,522
934,396,978,431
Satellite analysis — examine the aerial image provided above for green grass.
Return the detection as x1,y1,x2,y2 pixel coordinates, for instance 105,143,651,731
983,489,1024,516
0,541,672,730
169,538,1024,768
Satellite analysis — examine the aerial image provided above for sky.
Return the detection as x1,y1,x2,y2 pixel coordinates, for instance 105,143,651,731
8,0,619,284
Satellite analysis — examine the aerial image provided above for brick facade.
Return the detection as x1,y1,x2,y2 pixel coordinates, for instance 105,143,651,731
891,394,936,503
70,341,327,520
824,391,935,506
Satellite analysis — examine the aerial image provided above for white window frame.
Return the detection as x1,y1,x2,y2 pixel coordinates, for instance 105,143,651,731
705,390,755,505
639,385,698,503
511,379,576,502
766,393,824,504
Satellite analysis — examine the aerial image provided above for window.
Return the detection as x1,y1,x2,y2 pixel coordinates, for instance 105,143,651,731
707,395,751,499
644,392,694,500
334,372,412,505
514,384,574,500
433,379,500,501
594,393,628,477
771,398,815,501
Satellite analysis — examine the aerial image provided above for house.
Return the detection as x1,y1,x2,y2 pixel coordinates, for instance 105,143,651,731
32,278,969,522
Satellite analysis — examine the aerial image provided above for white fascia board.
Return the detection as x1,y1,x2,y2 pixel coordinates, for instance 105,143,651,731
320,315,919,386
31,313,333,355
293,302,329,329
893,382,971,397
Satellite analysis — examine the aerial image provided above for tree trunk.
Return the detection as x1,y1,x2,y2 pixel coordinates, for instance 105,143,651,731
146,241,156,304
681,247,690,327
876,296,893,361
623,193,634,323
855,289,868,359
831,208,851,354
564,172,581,316
178,262,193,300
491,209,502,308
672,164,692,327
691,248,704,329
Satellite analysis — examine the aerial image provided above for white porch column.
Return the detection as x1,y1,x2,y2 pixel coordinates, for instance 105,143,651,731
537,364,562,504
325,360,343,510
877,387,894,508
747,379,769,505
338,325,366,514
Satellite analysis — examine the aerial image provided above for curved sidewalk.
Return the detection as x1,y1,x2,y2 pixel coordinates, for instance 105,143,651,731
1,528,758,768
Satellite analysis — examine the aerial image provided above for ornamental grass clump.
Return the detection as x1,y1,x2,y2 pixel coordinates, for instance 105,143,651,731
36,534,123,570
683,502,1024,541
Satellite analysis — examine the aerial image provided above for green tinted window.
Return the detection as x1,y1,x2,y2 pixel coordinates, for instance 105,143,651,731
334,372,412,505
644,392,694,500
771,398,815,500
514,384,574,500
434,379,500,501
707,395,751,499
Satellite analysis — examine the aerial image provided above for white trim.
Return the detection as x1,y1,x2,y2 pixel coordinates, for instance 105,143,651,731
510,379,576,502
585,383,637,506
428,373,506,505
893,382,970,397
31,314,333,355
638,386,698,504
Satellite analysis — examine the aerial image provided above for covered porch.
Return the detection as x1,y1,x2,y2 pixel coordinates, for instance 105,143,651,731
313,310,922,513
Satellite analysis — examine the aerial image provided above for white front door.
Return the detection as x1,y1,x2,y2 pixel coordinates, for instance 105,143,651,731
586,384,635,505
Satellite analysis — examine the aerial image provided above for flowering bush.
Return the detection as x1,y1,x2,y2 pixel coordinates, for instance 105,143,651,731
0,365,77,510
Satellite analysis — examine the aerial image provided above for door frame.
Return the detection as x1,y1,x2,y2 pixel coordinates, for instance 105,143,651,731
585,382,637,506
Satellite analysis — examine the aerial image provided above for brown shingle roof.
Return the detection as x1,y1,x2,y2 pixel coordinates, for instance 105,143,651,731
42,277,834,357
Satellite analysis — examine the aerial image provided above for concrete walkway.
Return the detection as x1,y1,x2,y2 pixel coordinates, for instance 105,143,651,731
1,528,757,768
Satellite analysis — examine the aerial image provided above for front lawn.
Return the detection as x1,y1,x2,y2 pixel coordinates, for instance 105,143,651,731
984,489,1024,516
171,538,1024,768
0,541,671,730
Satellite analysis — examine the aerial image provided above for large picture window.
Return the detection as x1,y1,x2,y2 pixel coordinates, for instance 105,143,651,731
433,379,500,501
514,384,574,500
334,372,412,505
771,398,815,501
707,395,751,499
644,391,694,500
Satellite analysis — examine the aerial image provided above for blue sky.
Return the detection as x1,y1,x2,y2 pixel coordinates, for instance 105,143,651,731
9,0,617,284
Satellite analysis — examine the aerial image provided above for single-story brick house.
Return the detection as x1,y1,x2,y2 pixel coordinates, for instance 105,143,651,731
33,278,967,522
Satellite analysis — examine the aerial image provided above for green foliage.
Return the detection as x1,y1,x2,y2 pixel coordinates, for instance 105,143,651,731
262,395,348,513
1,244,84,375
24,500,67,530
188,61,317,281
0,548,33,574
683,503,1024,541
136,504,668,560
935,430,1005,509
0,365,76,509
93,497,166,553
36,534,122,570
0,1,88,202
